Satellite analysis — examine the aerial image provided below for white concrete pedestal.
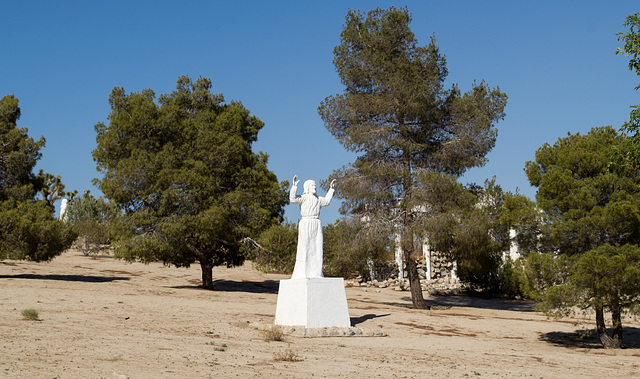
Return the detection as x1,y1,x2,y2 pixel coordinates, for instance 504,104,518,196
275,278,350,328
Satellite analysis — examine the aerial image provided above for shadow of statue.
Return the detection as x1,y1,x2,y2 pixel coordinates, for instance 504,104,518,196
350,313,391,326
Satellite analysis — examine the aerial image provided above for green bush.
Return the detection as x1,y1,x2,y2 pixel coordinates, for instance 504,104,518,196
517,251,571,301
245,222,297,274
64,191,120,255
457,254,524,298
323,218,395,280
21,308,39,320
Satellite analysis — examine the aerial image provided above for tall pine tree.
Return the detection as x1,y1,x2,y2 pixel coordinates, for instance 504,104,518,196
319,7,507,308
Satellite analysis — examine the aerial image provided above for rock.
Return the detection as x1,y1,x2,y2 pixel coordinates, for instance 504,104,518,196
363,329,375,336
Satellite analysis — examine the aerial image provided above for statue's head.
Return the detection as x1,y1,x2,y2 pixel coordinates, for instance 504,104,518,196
303,180,317,195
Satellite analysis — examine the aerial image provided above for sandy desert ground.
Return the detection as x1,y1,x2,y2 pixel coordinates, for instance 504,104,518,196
1,250,640,378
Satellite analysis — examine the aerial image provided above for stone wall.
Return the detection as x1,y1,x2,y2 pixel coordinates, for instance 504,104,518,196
422,250,455,280
347,250,462,295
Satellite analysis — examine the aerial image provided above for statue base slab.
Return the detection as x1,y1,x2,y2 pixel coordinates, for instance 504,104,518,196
275,278,351,328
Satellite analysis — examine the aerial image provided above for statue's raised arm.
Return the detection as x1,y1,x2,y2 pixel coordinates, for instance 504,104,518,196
319,179,336,207
290,175,301,204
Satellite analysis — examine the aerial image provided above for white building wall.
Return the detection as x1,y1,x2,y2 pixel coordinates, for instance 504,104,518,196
395,233,403,280
422,241,431,280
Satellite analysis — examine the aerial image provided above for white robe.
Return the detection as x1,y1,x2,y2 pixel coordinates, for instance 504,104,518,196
290,184,334,279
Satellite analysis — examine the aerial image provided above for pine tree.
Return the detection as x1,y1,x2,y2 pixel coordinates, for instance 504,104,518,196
319,7,507,307
0,95,76,261
93,76,287,289
525,126,640,348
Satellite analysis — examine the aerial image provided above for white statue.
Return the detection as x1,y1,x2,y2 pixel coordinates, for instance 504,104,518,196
289,175,335,279
59,198,68,221
275,176,350,328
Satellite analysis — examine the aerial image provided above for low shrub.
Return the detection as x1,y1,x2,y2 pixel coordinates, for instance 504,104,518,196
21,308,39,320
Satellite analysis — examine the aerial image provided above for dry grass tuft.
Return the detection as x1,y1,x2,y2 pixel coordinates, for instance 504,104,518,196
261,325,285,341
273,348,302,362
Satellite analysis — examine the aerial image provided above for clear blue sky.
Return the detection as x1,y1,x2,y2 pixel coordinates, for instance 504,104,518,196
1,1,638,223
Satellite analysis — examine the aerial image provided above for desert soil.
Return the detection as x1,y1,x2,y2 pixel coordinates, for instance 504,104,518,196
1,250,639,378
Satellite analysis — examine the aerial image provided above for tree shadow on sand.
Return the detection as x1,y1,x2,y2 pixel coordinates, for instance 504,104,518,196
352,294,535,312
0,273,129,283
424,295,536,312
539,327,640,349
169,279,280,294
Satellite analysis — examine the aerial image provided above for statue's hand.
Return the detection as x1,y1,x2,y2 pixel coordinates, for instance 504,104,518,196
330,179,336,189
293,175,299,186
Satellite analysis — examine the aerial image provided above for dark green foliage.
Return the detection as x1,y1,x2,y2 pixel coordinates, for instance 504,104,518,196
92,76,287,289
65,191,120,255
541,245,640,314
517,251,570,302
0,95,76,261
525,126,640,348
616,13,640,167
617,13,640,83
425,177,513,295
0,95,43,195
319,7,507,308
323,217,395,281
35,171,75,205
246,221,297,274
502,192,544,256
458,254,523,298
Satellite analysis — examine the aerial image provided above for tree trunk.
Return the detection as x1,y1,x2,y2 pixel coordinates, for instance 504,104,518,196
402,222,428,309
401,146,429,309
185,240,214,290
595,305,623,349
405,250,429,309
200,258,214,290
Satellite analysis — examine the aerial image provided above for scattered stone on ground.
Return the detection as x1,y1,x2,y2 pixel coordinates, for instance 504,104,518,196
250,323,386,337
